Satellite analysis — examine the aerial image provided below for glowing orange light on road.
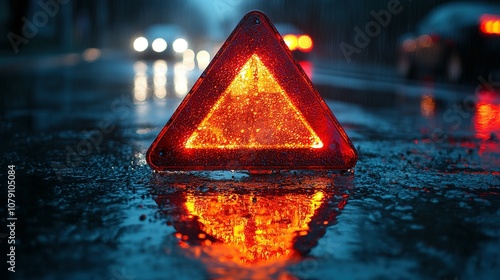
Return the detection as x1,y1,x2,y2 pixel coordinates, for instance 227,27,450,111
475,102,500,140
420,94,436,119
146,11,357,171
298,35,313,52
185,54,322,149
183,190,324,265
471,90,500,155
154,176,350,278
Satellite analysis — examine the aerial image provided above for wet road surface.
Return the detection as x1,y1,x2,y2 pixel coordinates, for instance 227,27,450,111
1,52,499,279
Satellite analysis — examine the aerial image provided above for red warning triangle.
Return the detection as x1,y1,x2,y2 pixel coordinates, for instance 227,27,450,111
185,54,323,150
147,11,357,171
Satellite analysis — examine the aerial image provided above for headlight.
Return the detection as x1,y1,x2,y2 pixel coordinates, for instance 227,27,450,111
196,50,210,69
133,37,148,52
152,38,167,53
297,35,313,52
283,34,298,51
173,38,188,53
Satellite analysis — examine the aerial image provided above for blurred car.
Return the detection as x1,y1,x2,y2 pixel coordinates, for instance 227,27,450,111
274,23,314,61
397,2,500,83
131,24,189,59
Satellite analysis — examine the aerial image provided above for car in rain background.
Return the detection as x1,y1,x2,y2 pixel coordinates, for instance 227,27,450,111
1,0,499,279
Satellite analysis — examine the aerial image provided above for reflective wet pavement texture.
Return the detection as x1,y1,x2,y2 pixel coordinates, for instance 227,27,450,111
1,53,499,279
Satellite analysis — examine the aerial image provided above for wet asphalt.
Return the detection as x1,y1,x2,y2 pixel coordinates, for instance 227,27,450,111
1,52,499,279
